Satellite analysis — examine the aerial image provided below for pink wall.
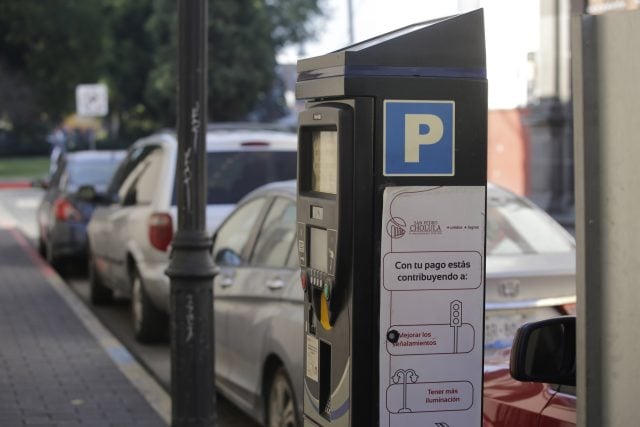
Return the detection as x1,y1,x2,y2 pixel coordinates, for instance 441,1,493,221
487,109,529,196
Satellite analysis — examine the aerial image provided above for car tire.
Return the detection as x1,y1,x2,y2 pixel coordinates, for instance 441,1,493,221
38,238,46,258
266,367,300,427
45,241,66,274
131,266,168,343
89,256,113,305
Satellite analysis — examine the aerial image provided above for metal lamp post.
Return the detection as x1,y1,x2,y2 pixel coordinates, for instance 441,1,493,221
166,0,216,425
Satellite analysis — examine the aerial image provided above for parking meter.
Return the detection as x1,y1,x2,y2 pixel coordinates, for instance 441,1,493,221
296,10,487,427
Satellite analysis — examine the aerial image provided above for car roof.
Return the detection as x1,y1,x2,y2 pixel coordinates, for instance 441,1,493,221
241,180,545,212
236,180,575,247
204,129,296,150
146,123,297,151
64,150,126,162
245,181,513,200
241,179,297,202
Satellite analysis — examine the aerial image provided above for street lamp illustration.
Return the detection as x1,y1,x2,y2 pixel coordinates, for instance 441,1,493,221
392,368,419,413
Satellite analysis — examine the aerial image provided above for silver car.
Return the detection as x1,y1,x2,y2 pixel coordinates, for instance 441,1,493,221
210,180,575,426
87,124,297,343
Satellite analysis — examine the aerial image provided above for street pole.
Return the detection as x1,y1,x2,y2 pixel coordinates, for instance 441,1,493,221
166,0,216,426
347,0,354,44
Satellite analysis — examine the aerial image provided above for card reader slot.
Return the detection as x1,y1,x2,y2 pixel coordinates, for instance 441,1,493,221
319,340,332,420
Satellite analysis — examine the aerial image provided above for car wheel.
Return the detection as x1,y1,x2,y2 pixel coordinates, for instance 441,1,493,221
131,266,168,343
89,256,113,305
267,367,299,427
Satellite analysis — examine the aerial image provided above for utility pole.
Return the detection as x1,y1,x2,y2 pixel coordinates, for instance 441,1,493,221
166,0,216,426
347,0,355,44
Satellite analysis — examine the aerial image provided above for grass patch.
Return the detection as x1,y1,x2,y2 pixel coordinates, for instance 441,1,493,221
0,157,50,180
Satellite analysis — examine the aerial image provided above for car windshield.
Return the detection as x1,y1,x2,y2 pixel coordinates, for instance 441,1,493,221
487,192,574,255
66,158,122,191
172,151,297,205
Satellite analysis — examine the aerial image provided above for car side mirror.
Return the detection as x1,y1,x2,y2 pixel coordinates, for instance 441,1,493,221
108,192,120,205
76,185,98,202
213,247,242,266
510,316,576,386
210,233,217,254
32,178,49,189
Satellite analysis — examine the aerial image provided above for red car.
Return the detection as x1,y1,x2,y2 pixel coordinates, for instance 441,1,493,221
483,316,576,426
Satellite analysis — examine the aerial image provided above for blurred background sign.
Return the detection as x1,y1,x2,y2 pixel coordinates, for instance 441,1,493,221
75,84,109,117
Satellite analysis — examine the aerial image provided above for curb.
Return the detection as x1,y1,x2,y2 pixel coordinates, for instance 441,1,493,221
9,228,172,425
0,180,32,189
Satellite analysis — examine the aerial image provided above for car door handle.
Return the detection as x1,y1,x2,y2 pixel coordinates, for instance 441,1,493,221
266,278,285,290
217,268,235,288
220,274,234,288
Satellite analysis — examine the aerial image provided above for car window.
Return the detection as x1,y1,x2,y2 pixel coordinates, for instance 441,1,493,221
212,197,268,266
251,197,296,268
65,158,122,192
487,193,574,255
172,151,297,205
117,147,163,206
108,145,159,199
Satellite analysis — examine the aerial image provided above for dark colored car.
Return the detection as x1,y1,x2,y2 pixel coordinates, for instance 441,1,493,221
36,150,125,271
484,316,576,426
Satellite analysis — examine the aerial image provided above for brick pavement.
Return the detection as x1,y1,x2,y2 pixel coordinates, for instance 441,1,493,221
0,228,168,427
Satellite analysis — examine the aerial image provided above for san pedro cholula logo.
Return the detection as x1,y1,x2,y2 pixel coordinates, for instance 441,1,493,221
386,217,406,239
410,220,442,235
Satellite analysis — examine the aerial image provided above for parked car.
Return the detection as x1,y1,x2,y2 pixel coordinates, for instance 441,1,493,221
484,183,576,354
86,124,297,342
36,150,126,271
484,316,576,426
209,180,576,426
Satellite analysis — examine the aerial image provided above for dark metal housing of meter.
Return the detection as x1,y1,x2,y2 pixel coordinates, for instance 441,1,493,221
297,9,487,427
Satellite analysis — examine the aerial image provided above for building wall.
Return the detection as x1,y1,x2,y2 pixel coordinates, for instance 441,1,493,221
487,109,529,196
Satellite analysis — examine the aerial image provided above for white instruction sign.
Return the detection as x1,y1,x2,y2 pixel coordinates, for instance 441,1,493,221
379,186,485,427
306,335,319,382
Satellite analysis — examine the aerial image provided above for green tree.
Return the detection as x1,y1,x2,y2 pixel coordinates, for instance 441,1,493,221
100,0,157,139
0,0,324,145
139,0,324,126
0,1,105,126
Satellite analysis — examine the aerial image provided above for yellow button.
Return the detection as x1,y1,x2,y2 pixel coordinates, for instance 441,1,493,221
320,297,332,330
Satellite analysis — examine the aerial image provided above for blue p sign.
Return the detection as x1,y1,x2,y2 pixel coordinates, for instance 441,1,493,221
384,100,455,176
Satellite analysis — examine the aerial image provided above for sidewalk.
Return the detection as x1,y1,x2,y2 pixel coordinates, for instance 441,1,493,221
0,227,170,427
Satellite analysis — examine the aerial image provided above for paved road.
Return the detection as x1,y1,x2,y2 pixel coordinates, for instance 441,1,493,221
0,187,261,427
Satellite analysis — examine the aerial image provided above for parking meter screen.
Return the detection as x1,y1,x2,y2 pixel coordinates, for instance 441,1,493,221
309,227,328,271
311,130,337,194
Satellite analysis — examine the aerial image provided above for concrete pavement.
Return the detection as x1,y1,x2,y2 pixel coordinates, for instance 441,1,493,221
0,227,170,426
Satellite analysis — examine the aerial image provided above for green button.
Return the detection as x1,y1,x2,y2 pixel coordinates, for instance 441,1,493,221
323,283,331,300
